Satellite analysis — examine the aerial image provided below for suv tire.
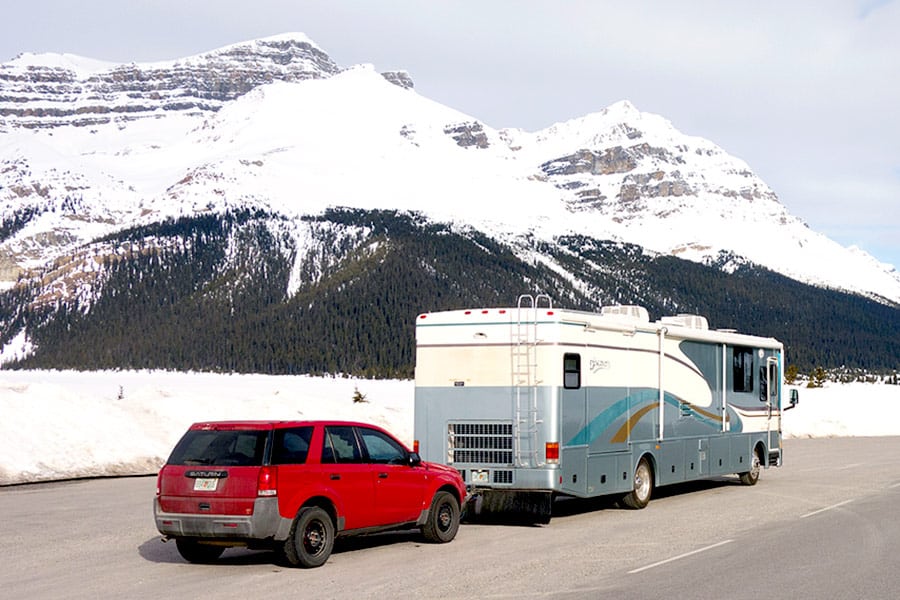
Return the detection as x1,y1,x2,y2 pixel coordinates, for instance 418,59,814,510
281,506,335,568
421,491,460,543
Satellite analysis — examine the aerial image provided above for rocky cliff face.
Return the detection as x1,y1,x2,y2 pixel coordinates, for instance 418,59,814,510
0,34,412,130
532,104,779,222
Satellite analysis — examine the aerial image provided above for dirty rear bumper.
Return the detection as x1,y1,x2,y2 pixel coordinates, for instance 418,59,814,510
154,497,293,542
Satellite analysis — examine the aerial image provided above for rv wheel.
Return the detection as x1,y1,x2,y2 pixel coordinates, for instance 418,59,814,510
622,457,653,509
739,447,762,486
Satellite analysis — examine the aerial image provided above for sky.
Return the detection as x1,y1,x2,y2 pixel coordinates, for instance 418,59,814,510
1,370,897,486
2,1,899,268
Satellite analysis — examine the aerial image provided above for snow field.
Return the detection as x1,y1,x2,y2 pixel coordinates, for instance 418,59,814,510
1,370,895,486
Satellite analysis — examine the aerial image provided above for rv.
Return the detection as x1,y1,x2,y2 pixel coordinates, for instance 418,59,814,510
413,295,797,522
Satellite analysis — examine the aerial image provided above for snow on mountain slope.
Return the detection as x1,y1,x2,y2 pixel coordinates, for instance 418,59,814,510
159,66,556,227
2,34,899,304
515,101,900,303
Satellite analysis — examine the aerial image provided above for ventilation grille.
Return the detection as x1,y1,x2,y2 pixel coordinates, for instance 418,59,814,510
448,422,513,465
493,470,514,484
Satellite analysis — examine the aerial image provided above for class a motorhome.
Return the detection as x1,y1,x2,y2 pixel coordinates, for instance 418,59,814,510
413,295,798,522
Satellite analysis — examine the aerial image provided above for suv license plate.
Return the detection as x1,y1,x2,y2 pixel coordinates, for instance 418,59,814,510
471,470,489,483
193,478,219,491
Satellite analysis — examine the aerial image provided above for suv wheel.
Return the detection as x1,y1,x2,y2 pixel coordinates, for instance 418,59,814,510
281,506,335,568
421,491,460,543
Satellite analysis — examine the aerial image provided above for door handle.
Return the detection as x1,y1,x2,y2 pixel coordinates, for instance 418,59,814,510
330,474,341,480
378,472,388,479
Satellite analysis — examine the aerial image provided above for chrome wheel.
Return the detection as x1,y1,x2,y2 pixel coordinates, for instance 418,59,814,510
740,448,762,486
622,457,653,509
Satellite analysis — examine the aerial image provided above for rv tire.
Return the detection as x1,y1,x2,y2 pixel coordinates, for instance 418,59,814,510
622,456,653,509
739,447,763,486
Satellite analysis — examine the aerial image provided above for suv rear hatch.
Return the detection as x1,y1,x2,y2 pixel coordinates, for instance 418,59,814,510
158,423,272,516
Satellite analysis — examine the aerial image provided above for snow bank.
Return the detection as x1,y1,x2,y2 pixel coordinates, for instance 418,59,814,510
0,370,412,486
0,371,896,486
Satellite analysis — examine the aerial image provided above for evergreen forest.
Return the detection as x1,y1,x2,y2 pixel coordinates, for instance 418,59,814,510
1,208,898,378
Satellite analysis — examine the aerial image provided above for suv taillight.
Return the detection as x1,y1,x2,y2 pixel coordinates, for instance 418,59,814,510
257,466,277,497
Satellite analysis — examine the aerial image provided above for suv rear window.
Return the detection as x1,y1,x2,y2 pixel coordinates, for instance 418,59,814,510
167,429,268,466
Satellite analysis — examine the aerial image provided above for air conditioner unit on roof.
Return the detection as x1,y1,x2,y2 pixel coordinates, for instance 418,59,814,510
600,305,650,323
660,314,709,330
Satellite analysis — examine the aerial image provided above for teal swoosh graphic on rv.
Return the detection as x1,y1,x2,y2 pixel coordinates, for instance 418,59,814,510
566,390,735,446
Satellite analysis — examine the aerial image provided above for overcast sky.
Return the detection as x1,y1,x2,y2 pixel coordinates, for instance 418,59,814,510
3,1,899,269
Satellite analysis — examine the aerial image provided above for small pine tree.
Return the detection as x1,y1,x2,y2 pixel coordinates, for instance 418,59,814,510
785,364,798,386
807,367,827,388
352,386,368,403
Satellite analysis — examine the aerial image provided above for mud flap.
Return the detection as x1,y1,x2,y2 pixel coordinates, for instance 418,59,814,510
467,490,553,524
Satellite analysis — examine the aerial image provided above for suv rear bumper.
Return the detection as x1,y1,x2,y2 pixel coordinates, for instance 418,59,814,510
154,497,292,541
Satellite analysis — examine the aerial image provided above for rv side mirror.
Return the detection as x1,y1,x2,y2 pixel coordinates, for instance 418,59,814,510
408,452,422,467
785,389,799,411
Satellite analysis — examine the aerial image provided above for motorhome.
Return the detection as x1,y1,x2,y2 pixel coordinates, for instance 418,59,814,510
413,295,797,521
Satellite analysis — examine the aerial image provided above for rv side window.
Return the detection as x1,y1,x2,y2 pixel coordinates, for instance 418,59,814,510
564,353,581,389
733,347,754,393
760,361,778,402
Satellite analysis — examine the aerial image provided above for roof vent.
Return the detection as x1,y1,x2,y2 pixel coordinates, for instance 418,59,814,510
660,314,709,330
601,305,650,323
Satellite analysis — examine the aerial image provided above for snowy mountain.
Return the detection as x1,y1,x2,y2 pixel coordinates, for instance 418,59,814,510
1,33,900,374
2,33,899,303
2,33,898,307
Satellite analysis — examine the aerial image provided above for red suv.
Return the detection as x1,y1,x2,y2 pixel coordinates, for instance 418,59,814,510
154,420,466,568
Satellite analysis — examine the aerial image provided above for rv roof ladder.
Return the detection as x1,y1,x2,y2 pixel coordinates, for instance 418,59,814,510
513,294,551,467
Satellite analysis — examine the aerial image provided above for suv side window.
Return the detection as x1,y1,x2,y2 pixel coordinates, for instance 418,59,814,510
358,427,408,464
323,426,362,463
271,426,314,465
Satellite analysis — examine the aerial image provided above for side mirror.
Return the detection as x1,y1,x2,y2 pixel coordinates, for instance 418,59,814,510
784,389,799,411
408,452,422,467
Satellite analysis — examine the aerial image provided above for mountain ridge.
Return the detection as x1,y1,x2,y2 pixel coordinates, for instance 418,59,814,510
1,33,899,374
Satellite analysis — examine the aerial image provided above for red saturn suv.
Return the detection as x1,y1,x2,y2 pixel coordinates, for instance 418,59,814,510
154,420,466,567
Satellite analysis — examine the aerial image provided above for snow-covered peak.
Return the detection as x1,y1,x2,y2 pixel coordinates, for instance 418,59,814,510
2,35,900,306
206,32,323,55
143,31,335,73
526,100,683,157
7,52,116,75
0,33,342,132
